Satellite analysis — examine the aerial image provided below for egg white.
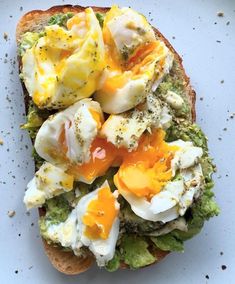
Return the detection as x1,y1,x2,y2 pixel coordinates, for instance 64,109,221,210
94,6,174,114
118,140,204,222
24,162,74,209
46,209,82,254
22,8,105,109
169,140,203,175
106,6,156,56
76,181,120,266
100,93,172,150
35,99,103,167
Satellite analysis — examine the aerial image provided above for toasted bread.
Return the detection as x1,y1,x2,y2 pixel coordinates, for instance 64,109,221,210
17,5,196,275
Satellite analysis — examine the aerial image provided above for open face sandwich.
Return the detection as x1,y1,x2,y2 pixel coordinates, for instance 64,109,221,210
16,4,219,274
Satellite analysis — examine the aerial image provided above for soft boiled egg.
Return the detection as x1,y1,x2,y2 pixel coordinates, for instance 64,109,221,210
94,5,174,114
34,97,126,184
114,129,204,222
100,93,172,150
45,181,120,266
22,8,105,109
35,98,103,169
76,181,120,266
24,162,74,209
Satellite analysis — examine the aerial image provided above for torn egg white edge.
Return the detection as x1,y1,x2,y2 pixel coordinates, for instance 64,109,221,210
100,95,172,151
95,75,149,114
37,180,120,266
169,140,203,175
119,188,179,222
119,156,204,223
100,110,150,150
76,180,120,266
45,208,82,255
151,50,174,92
34,98,102,166
150,180,185,214
23,162,74,210
106,6,156,55
35,162,73,192
23,177,46,210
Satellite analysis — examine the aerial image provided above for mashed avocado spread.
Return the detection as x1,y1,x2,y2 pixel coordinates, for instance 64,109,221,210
48,12,74,27
18,32,43,56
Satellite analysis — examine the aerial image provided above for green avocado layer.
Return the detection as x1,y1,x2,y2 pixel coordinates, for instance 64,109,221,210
107,235,156,270
48,12,74,27
18,32,42,56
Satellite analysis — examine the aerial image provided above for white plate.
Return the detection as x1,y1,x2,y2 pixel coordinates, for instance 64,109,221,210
0,0,234,283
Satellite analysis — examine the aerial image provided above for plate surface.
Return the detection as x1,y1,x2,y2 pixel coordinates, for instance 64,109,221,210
0,0,234,283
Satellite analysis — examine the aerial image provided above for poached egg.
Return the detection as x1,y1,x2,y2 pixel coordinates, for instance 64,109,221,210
114,129,204,222
45,181,120,266
94,5,174,114
100,93,172,150
35,99,103,168
22,8,105,109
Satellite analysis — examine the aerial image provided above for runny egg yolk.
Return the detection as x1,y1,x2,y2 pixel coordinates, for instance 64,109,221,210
101,73,131,94
114,129,180,200
67,137,127,182
100,40,167,95
99,7,168,96
68,128,179,197
89,108,103,129
82,186,118,240
67,12,87,31
125,41,159,70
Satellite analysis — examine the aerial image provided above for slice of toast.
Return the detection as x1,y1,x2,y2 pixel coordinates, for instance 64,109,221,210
16,5,196,275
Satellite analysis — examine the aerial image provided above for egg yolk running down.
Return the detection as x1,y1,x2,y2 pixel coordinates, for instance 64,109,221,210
114,129,180,200
82,186,118,239
67,137,126,182
68,129,179,196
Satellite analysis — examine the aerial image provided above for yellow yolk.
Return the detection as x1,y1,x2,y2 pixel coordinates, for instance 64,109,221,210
89,108,103,129
68,128,178,197
101,73,130,94
67,137,125,182
114,129,180,200
67,13,86,30
82,186,118,239
102,6,123,71
99,6,169,99
100,39,167,95
126,41,158,70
